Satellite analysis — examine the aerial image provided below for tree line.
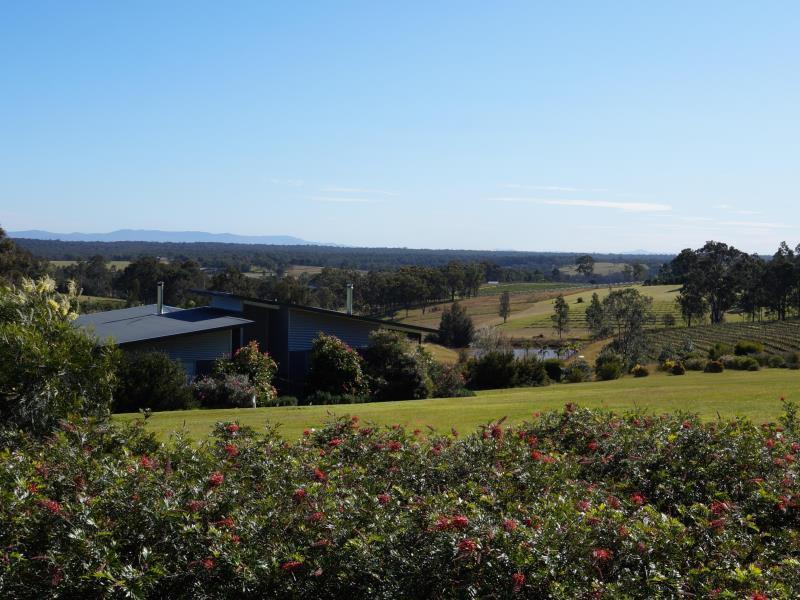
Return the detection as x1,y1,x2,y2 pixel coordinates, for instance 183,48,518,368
658,241,800,324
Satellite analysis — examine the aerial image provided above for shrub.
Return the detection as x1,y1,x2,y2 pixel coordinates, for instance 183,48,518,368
214,341,278,405
721,355,760,371
0,277,117,437
273,395,299,407
467,351,518,390
428,361,473,398
785,351,800,370
563,358,592,383
192,373,258,408
114,352,195,412
301,390,367,405
306,333,369,397
671,362,686,375
659,358,677,372
752,352,772,367
543,358,564,382
704,360,724,373
5,407,800,597
514,355,549,387
734,340,764,356
767,354,787,368
595,350,624,381
708,343,734,360
363,330,432,401
684,357,708,371
630,364,649,377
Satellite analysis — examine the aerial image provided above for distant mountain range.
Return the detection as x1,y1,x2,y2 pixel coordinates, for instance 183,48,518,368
9,229,322,245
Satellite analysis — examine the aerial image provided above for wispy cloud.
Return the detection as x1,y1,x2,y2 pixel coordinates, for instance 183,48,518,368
321,186,399,196
490,197,672,213
310,196,381,204
718,220,791,229
503,184,609,193
681,216,714,222
270,178,305,187
734,210,762,216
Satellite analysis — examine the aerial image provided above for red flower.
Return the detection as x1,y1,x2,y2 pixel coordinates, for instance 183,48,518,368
709,518,726,529
791,442,799,454
431,445,442,456
138,456,155,470
388,441,402,452
186,500,205,512
230,534,241,544
201,557,214,570
434,516,451,531
607,495,621,509
358,427,373,436
503,518,518,532
457,538,477,553
208,472,224,487
377,493,391,505
313,468,327,482
512,571,525,593
293,488,308,503
328,438,342,447
308,511,324,522
751,594,768,600
490,424,503,440
223,444,239,458
577,500,590,512
630,492,646,506
214,517,235,528
587,440,599,452
39,499,61,515
710,500,729,515
225,424,240,433
281,560,303,572
766,438,776,449
592,548,613,561
450,515,469,529
26,482,39,494
303,429,311,437
312,538,331,548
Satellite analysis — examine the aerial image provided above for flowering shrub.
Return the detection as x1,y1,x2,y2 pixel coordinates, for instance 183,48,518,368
213,341,278,406
3,403,800,597
0,276,117,436
630,363,649,377
705,359,725,373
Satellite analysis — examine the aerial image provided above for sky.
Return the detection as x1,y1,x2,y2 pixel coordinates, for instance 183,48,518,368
1,1,798,254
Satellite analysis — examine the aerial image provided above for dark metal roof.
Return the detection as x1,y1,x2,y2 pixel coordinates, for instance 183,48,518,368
74,304,253,346
192,289,439,335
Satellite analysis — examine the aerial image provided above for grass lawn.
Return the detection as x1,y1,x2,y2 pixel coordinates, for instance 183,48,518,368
114,369,797,442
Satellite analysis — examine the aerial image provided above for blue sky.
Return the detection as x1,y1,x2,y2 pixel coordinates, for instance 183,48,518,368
1,1,798,253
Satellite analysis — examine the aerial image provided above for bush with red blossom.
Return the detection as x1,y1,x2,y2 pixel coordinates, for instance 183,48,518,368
2,404,800,597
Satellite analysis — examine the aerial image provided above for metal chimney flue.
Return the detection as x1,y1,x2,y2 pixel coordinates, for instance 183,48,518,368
156,281,164,315
346,283,353,315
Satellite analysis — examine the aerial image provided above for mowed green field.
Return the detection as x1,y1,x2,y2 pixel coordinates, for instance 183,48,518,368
114,369,797,442
50,260,131,270
496,284,682,337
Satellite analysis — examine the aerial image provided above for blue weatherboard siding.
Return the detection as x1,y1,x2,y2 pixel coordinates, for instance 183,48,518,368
287,308,376,351
124,329,232,378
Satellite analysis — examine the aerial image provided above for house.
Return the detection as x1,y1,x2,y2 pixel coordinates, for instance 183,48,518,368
75,283,437,394
193,288,437,394
74,284,253,379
